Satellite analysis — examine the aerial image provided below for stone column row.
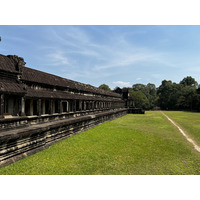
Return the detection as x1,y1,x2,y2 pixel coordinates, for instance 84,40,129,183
0,96,124,118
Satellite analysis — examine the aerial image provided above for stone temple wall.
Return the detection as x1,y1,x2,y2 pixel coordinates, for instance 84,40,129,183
0,54,129,168
0,108,128,167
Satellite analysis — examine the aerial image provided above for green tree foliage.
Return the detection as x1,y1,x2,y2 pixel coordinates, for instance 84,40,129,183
99,84,111,91
146,83,157,108
129,89,150,109
100,76,200,112
180,76,198,88
157,76,199,111
177,86,196,110
132,83,157,109
157,81,181,110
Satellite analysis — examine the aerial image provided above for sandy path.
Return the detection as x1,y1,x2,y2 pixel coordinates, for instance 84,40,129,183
161,111,200,153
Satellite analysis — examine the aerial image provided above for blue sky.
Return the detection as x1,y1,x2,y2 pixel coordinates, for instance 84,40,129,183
1,25,200,89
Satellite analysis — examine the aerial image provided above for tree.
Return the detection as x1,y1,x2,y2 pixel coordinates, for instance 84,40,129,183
180,76,198,88
177,86,196,110
99,84,111,91
146,83,157,109
157,80,181,110
129,89,150,109
132,84,148,95
132,83,157,109
157,77,199,111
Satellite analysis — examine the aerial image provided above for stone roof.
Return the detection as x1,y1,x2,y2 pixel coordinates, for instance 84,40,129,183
0,54,18,73
0,80,26,94
0,54,121,98
26,88,123,102
21,66,121,98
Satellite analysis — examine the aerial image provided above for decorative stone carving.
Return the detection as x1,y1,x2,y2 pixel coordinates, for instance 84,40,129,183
7,55,26,73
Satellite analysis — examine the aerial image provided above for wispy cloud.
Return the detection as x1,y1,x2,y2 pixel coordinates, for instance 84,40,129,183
24,26,191,87
113,81,131,87
93,52,159,71
3,25,200,89
46,51,71,66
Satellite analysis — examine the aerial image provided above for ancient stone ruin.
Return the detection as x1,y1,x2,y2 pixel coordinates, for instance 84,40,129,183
0,54,142,167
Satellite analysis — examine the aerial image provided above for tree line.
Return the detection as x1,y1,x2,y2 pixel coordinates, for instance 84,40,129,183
99,76,200,111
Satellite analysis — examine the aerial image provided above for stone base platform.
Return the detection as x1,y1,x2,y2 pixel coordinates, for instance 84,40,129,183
0,108,128,168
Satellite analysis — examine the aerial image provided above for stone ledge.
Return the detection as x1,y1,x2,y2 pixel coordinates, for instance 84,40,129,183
0,109,128,168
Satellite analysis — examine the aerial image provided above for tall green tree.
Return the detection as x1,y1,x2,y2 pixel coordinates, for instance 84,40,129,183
129,89,150,109
146,83,157,109
180,76,198,88
99,84,111,91
157,76,199,111
132,83,157,109
157,80,182,110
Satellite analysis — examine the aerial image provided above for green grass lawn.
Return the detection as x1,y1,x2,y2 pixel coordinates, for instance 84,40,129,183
162,111,200,147
0,111,200,175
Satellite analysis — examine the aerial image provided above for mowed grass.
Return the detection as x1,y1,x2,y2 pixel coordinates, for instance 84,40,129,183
163,111,200,147
0,111,200,175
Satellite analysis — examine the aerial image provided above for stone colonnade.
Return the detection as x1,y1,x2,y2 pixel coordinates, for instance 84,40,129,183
0,94,124,118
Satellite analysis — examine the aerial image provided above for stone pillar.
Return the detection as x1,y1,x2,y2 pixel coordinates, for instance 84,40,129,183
20,96,25,116
73,100,76,112
90,101,93,110
49,100,53,114
37,99,41,116
94,101,96,109
84,101,86,110
42,100,46,114
0,94,4,118
52,100,55,113
97,101,99,110
92,101,94,110
67,101,69,112
59,100,63,113
79,100,82,111
30,100,33,116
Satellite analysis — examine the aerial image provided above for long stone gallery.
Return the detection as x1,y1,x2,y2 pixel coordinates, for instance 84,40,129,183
0,54,142,167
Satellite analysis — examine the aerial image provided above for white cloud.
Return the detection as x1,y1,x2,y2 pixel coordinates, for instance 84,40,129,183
45,51,70,66
38,26,181,84
113,81,131,87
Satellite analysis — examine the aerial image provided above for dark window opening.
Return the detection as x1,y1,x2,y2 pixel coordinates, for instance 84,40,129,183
55,100,59,113
4,96,9,114
33,100,37,115
62,102,67,112
82,101,84,110
86,102,89,110
25,99,30,116
76,100,79,111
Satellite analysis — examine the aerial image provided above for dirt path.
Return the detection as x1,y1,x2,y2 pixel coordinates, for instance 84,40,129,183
161,111,200,153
